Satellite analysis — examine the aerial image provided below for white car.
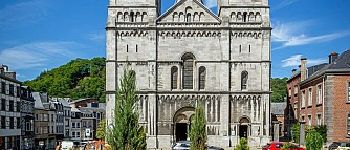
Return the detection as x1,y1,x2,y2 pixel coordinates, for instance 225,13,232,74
171,141,224,150
60,141,74,150
337,143,350,150
172,141,191,150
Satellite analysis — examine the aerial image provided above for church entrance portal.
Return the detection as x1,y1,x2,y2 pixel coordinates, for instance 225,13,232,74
239,116,250,138
239,125,248,138
175,123,188,141
173,107,195,141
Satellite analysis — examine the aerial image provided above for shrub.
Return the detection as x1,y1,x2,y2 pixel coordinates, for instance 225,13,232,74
305,130,324,150
235,138,249,150
291,123,300,143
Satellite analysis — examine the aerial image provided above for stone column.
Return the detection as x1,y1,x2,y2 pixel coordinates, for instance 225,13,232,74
147,94,158,149
300,121,306,146
272,121,280,142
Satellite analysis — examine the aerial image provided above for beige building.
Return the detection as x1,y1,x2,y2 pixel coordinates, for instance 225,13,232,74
105,0,271,148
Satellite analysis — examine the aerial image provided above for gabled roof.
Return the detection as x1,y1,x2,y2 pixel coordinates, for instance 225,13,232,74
33,92,45,110
157,0,221,23
302,49,350,84
271,103,286,115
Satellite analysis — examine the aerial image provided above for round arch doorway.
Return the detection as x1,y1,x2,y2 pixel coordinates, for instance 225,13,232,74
173,107,195,141
239,116,250,138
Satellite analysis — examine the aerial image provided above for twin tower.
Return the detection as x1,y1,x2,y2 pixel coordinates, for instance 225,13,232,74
106,0,271,149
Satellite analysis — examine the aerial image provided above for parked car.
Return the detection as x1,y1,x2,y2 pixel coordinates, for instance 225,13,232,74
207,145,224,150
337,142,350,150
262,142,305,150
61,141,74,150
171,141,224,150
172,141,190,150
329,143,341,150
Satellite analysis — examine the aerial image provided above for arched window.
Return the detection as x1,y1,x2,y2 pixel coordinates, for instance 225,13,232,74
199,66,206,90
241,71,248,90
117,12,123,22
136,12,141,22
187,13,192,22
171,66,178,89
173,12,178,22
130,12,135,22
249,12,255,22
179,12,184,22
231,12,236,22
182,52,195,89
243,12,247,22
193,12,199,22
199,12,204,21
124,12,129,22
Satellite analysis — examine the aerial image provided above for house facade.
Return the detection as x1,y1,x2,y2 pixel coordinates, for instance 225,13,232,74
105,0,271,148
290,50,350,144
0,65,22,150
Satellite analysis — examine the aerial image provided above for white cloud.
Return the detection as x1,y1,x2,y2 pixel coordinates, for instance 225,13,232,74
281,55,327,68
0,0,50,28
273,0,300,10
272,21,350,50
0,41,82,70
88,32,105,43
204,0,217,9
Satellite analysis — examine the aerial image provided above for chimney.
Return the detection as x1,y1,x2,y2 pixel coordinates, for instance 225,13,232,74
4,71,16,80
328,52,338,64
292,69,297,76
1,65,16,80
300,58,307,81
0,65,4,75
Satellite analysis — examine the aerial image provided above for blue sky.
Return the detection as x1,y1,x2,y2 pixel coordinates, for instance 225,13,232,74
0,0,349,81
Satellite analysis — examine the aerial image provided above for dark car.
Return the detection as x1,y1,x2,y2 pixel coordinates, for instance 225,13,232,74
207,145,224,150
328,142,341,150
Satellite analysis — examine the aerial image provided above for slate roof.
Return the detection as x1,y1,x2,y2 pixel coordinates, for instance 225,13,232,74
302,49,350,84
307,63,328,78
271,103,286,115
32,92,45,110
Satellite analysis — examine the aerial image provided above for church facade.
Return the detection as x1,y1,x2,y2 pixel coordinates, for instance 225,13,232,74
105,0,271,148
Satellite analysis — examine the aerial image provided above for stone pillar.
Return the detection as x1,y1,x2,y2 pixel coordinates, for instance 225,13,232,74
147,94,158,149
300,122,306,146
219,94,230,147
272,122,280,142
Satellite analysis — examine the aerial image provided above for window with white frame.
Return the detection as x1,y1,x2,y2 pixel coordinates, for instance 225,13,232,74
317,85,323,104
294,85,298,95
288,88,291,97
308,115,312,126
302,91,306,108
348,113,350,136
317,114,322,126
348,82,350,102
308,88,312,106
301,115,305,122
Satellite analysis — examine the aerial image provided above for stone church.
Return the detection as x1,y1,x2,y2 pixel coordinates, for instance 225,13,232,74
105,0,271,148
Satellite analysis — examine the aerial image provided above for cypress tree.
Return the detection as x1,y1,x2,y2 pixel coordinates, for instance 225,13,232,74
189,106,207,150
107,69,146,150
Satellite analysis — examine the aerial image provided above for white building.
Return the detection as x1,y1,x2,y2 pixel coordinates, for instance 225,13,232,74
105,0,271,148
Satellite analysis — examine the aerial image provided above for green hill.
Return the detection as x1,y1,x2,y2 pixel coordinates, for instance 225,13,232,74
24,57,106,102
25,57,287,103
271,78,288,103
